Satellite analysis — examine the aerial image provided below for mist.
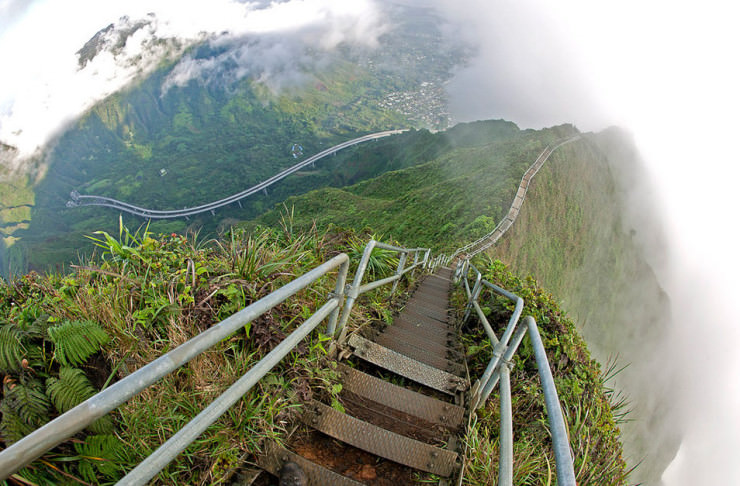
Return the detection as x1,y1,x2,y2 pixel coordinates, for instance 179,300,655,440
1,0,739,483
426,1,740,484
0,0,385,168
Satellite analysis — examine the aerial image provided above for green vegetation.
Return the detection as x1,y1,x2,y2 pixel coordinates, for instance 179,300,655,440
0,4,468,278
0,221,412,484
251,122,578,250
458,257,628,484
490,129,676,481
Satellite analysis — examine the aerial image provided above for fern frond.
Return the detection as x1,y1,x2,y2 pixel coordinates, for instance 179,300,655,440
0,379,50,444
46,367,112,434
74,434,123,482
0,324,25,373
46,367,96,413
0,400,34,444
4,379,50,425
47,320,109,366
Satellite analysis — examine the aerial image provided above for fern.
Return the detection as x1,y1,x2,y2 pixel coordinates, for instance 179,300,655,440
0,379,50,444
74,434,124,482
46,367,96,413
47,320,109,366
46,367,112,434
0,324,24,373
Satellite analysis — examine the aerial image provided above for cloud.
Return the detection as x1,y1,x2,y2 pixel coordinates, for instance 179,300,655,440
426,1,740,484
162,0,386,94
0,0,386,168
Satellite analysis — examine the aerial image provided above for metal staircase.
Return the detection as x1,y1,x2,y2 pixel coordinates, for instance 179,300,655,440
258,267,468,483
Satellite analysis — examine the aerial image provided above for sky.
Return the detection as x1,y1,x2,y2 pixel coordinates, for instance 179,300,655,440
1,0,739,484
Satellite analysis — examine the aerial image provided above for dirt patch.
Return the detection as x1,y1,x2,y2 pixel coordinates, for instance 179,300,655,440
292,429,435,485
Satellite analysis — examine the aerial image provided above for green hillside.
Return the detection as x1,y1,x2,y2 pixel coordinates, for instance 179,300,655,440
0,223,627,484
491,129,678,483
251,122,578,249
0,3,467,277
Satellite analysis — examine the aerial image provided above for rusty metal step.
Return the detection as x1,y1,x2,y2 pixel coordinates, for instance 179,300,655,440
302,400,459,477
336,364,464,431
348,335,468,395
258,442,363,486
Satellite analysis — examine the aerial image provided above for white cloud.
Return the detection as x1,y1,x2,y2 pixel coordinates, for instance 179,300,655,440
0,0,385,166
431,1,740,484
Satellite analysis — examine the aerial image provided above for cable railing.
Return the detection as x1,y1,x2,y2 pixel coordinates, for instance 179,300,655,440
0,239,429,483
455,259,577,486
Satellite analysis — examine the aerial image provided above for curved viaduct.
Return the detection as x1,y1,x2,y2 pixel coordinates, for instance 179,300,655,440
67,130,406,220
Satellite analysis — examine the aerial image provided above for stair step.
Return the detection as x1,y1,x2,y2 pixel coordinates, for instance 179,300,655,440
337,363,465,431
302,400,459,477
375,334,465,374
377,325,461,357
401,305,450,324
258,442,363,486
393,315,453,336
349,335,468,394
408,292,450,307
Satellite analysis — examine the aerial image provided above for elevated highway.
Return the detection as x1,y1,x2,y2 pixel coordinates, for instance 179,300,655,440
67,130,406,219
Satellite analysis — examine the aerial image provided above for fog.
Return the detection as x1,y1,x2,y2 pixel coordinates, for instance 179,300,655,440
0,0,385,167
1,0,739,483
429,1,740,484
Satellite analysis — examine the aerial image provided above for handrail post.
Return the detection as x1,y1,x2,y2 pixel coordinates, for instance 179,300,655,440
498,364,513,486
336,240,377,340
463,273,482,322
325,258,350,336
391,251,408,294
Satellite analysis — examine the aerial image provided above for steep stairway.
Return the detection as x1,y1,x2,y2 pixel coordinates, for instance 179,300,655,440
257,267,469,485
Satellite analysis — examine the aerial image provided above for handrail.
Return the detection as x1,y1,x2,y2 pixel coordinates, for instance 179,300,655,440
0,253,351,481
0,238,429,482
67,130,406,219
335,239,429,340
447,135,581,263
456,259,577,486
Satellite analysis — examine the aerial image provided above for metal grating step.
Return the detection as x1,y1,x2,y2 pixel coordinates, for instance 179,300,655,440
377,325,460,357
401,306,450,324
302,400,459,477
409,291,450,304
336,363,464,430
258,441,364,486
402,303,449,322
375,334,465,374
349,335,468,394
392,317,454,339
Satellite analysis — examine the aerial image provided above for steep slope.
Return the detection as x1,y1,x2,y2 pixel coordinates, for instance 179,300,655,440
251,124,672,482
490,128,678,483
252,122,578,249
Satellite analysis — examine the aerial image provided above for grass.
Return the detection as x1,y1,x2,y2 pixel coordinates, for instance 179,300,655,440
0,219,414,485
458,256,629,485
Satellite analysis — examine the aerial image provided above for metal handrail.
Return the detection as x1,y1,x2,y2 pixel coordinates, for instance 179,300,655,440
456,259,577,486
447,135,581,264
0,253,351,482
336,240,429,340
